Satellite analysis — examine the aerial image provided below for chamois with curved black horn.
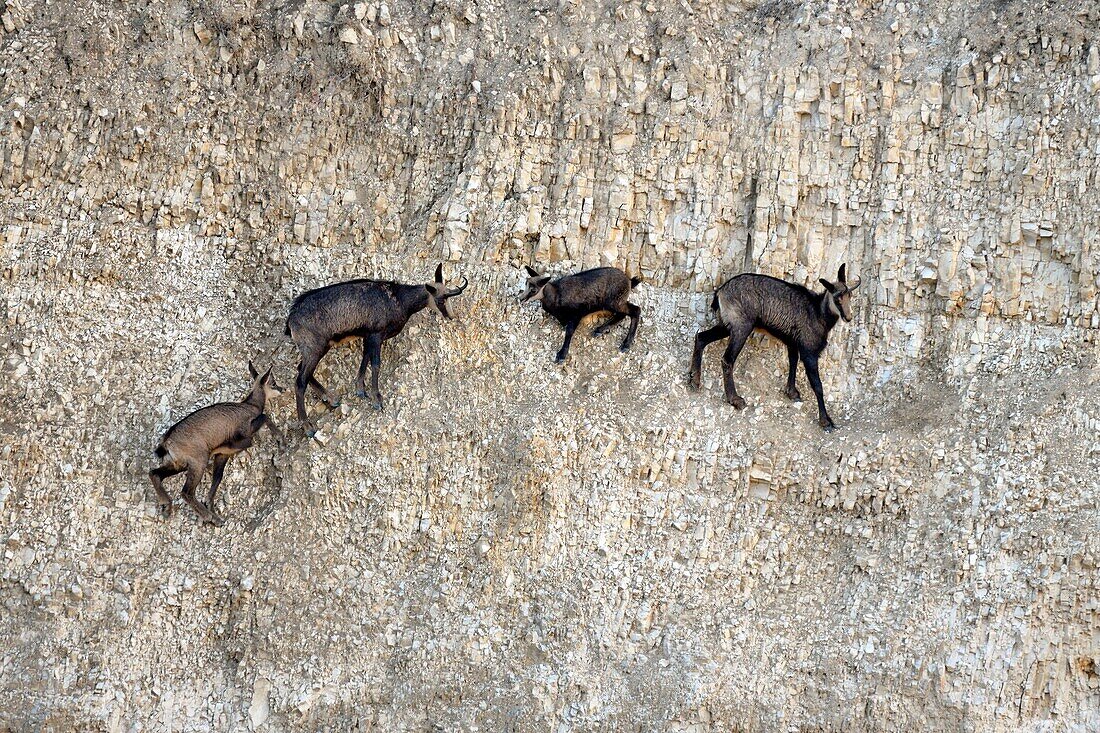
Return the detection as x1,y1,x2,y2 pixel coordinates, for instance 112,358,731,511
149,362,283,526
689,264,861,431
286,263,467,433
520,265,643,363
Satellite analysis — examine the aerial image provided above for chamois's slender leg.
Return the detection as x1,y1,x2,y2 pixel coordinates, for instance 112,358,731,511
689,324,728,390
367,334,383,411
205,454,232,523
721,322,753,409
801,351,835,431
252,414,281,441
208,429,259,523
555,319,579,363
355,337,371,398
295,345,327,432
594,312,626,336
180,462,215,524
149,464,183,517
620,303,641,352
356,333,384,410
785,344,802,401
295,359,313,424
310,375,339,408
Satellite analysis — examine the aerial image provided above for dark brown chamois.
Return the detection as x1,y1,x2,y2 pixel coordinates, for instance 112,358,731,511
286,263,467,432
689,264,861,431
149,362,283,526
520,265,642,363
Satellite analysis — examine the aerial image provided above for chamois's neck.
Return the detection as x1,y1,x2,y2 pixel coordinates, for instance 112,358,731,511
396,283,431,314
817,291,840,332
242,387,266,410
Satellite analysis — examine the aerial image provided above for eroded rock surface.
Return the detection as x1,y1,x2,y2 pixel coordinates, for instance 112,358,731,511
1,0,1098,730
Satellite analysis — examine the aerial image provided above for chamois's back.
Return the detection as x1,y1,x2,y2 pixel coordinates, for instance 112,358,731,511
149,363,282,525
156,403,261,461
691,264,861,431
520,264,643,363
715,274,827,350
286,280,411,340
549,267,634,310
287,264,467,430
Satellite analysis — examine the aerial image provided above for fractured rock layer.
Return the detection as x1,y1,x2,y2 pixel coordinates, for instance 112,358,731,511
1,0,1097,730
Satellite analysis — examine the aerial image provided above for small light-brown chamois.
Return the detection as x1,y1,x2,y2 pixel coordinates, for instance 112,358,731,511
689,264,861,431
520,265,643,363
285,263,467,433
149,362,283,526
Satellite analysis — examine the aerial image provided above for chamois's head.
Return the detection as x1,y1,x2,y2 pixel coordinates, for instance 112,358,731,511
424,263,468,319
247,361,285,401
818,264,861,322
520,265,553,303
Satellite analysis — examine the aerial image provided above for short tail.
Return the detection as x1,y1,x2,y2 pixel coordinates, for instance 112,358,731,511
154,444,168,459
630,275,643,289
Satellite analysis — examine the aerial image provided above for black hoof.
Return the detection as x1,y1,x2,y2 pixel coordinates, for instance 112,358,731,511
157,502,172,518
727,396,747,410
619,343,632,353
554,355,566,364
786,389,802,402
373,401,384,412
306,428,318,438
820,422,836,433
688,374,701,391
355,389,368,399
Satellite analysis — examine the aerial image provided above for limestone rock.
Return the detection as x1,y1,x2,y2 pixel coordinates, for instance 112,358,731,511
0,1,1096,732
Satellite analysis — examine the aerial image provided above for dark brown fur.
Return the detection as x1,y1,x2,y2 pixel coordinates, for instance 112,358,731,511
149,363,283,525
286,263,466,433
520,265,643,363
689,264,860,431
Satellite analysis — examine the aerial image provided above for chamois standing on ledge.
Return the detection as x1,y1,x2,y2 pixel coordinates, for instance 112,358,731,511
286,263,467,433
149,362,283,526
520,265,643,363
689,264,861,431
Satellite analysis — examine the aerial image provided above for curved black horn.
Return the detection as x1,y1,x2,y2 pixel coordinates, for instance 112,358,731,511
838,263,847,283
434,263,444,283
448,276,469,296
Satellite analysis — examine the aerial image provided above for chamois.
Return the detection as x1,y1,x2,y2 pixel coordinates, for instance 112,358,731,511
286,263,467,432
689,264,861,431
149,362,283,526
520,265,642,363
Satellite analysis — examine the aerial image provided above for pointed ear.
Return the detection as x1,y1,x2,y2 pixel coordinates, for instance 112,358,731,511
434,263,444,283
838,263,847,283
261,367,273,384
525,265,540,277
819,278,836,293
248,361,258,379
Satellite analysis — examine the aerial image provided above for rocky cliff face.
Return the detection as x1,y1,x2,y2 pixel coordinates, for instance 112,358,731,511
1,0,1097,730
